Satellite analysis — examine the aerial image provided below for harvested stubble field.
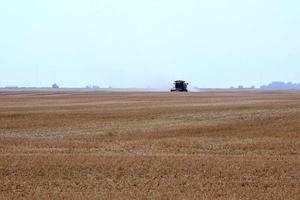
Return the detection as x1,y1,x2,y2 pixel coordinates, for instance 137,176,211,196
0,90,299,199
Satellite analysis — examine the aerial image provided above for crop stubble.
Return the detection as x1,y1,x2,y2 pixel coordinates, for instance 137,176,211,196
0,90,299,199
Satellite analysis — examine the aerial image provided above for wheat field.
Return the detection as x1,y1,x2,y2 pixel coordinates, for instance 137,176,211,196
0,90,299,199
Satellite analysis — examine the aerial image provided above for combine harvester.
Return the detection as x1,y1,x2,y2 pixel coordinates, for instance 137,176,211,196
171,80,189,92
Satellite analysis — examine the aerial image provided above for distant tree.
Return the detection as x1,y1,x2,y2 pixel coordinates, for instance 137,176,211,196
238,85,244,89
52,83,59,89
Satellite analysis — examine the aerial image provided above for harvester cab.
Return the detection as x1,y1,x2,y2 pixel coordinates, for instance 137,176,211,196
171,80,188,92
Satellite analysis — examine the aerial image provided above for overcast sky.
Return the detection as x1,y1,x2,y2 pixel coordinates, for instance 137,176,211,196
0,0,299,88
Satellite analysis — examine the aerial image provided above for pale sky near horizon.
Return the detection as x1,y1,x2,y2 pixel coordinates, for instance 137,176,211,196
0,0,299,88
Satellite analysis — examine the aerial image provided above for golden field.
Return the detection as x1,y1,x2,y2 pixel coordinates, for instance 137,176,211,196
0,90,299,199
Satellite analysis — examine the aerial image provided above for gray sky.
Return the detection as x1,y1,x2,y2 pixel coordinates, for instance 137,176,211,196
0,0,299,88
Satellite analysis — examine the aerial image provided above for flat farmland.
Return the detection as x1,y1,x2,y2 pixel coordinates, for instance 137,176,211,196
0,90,299,199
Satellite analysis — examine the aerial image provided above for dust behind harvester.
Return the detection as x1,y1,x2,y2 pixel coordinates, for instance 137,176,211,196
171,80,188,92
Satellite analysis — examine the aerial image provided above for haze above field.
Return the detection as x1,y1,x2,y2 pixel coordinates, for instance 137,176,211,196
0,0,299,88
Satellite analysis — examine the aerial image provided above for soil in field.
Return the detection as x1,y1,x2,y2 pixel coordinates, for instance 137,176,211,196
0,90,299,199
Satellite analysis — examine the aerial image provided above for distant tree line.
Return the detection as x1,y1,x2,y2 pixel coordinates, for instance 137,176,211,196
261,81,300,89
